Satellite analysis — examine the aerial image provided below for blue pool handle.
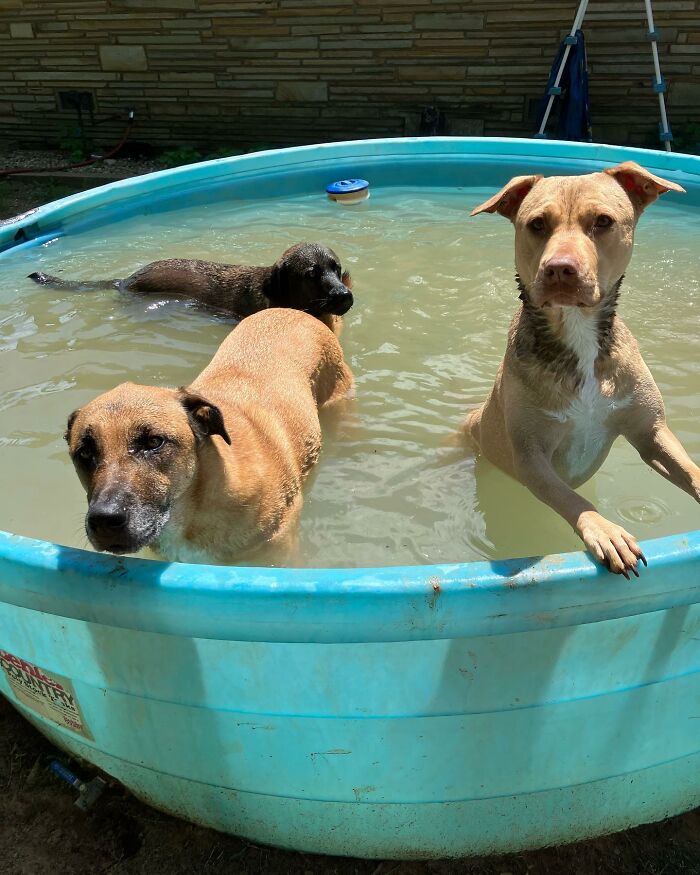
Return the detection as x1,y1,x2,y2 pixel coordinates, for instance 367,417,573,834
49,759,84,791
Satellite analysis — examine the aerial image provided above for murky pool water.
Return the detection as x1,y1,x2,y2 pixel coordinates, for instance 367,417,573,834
0,187,697,566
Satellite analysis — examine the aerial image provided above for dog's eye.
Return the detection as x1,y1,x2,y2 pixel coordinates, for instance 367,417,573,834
528,217,546,233
74,445,96,466
594,214,614,229
145,435,165,451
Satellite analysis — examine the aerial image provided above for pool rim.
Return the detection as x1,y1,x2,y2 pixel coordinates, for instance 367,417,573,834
0,136,698,643
1,527,699,644
2,135,699,253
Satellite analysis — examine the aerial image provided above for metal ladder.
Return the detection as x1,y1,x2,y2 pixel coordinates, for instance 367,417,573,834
536,0,673,151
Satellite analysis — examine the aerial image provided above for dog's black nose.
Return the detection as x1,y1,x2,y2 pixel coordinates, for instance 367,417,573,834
87,501,129,535
330,291,354,315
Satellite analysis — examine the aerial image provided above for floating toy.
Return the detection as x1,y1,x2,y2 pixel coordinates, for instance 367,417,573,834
326,178,370,204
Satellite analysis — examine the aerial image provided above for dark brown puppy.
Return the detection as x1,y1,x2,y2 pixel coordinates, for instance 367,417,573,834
29,241,353,332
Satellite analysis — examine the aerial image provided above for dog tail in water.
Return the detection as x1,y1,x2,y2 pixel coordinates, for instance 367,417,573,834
28,271,121,291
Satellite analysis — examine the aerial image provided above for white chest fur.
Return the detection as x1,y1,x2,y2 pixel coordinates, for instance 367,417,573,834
156,522,215,565
547,308,629,481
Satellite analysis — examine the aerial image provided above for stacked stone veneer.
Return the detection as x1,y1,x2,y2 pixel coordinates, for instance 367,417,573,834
1,0,699,151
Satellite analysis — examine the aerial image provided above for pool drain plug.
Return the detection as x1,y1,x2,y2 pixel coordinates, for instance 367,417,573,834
49,759,107,811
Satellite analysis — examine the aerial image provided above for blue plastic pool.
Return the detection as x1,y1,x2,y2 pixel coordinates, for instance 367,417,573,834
0,138,699,859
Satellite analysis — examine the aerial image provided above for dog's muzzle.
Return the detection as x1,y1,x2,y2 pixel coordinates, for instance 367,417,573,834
328,290,354,315
86,493,166,555
534,255,599,308
322,278,354,315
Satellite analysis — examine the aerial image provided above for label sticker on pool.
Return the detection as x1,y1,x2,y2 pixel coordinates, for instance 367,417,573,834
0,650,92,740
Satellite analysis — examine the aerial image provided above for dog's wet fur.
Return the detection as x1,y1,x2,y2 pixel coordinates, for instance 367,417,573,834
29,241,353,331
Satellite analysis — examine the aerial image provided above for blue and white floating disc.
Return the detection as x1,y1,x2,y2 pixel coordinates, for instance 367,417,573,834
326,178,370,204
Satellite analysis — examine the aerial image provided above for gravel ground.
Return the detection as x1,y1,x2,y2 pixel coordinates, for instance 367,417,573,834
2,166,700,875
0,148,160,178
0,177,108,223
0,148,162,224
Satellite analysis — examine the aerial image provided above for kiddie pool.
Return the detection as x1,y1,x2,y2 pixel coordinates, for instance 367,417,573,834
1,138,699,859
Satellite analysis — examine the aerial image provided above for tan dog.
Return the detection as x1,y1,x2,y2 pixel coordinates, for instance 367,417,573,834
65,309,353,564
464,161,699,577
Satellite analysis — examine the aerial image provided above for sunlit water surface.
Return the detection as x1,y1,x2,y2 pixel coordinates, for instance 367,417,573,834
0,187,697,566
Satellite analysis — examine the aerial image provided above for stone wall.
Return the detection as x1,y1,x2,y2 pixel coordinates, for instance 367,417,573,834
1,0,699,153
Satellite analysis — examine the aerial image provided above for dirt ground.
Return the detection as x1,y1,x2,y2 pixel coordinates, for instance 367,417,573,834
2,165,700,875
0,175,123,223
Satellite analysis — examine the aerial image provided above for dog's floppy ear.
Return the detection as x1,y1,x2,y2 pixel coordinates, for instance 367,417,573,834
470,174,543,221
64,409,79,443
178,389,231,445
604,161,685,212
267,260,288,306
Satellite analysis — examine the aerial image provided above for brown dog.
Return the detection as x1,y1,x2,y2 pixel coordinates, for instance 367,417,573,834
65,308,353,564
30,241,353,333
464,161,699,577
